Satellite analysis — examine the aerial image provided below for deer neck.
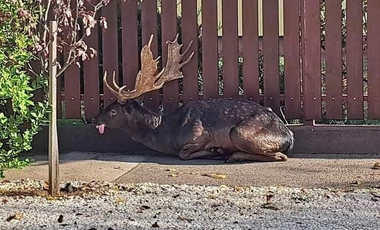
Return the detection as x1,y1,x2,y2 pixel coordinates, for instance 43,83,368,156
125,110,175,154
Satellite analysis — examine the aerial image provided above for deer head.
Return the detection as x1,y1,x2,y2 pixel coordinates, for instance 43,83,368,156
95,34,194,134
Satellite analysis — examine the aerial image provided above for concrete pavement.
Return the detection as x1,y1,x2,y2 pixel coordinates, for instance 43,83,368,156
2,152,380,189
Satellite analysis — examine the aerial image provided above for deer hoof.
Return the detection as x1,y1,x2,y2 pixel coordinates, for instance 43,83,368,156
275,153,288,161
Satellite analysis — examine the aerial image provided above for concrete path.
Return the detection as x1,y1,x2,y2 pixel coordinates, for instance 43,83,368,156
2,152,380,189
3,152,148,182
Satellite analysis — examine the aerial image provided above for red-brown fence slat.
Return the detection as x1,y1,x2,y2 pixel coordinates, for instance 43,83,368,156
202,0,218,99
64,30,81,118
367,0,380,119
83,2,100,119
284,0,301,119
162,0,178,113
141,0,159,111
121,0,139,91
242,0,259,102
222,0,239,98
182,0,199,103
325,0,342,119
263,0,280,113
302,0,322,120
346,0,363,119
102,0,118,107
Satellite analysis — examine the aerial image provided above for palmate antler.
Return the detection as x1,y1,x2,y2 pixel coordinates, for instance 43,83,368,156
103,34,194,104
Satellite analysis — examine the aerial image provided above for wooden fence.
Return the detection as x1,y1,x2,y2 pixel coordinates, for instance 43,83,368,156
58,0,374,122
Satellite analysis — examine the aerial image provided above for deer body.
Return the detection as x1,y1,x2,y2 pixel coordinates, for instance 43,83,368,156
95,34,294,162
96,98,294,162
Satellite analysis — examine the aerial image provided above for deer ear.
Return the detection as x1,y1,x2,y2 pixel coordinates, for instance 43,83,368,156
134,97,144,106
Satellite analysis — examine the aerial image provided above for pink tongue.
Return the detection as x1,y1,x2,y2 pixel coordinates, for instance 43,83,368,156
98,124,105,134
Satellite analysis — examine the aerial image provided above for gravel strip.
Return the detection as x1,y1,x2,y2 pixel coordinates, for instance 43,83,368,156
0,180,380,230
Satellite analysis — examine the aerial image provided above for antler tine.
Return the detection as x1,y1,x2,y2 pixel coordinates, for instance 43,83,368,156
179,40,195,68
154,34,194,87
111,71,121,91
180,39,193,58
103,71,119,97
180,51,195,69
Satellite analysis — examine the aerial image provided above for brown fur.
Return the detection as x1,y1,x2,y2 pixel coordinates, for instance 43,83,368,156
95,98,294,162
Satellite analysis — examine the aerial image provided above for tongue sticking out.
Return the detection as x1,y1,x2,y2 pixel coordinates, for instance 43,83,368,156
97,124,105,134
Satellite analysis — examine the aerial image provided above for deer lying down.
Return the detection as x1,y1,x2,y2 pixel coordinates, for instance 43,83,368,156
95,34,294,162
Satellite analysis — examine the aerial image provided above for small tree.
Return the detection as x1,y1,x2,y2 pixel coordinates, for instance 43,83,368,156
0,0,111,177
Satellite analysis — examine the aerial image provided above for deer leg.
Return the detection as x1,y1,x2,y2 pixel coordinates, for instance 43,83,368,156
179,149,223,160
229,117,291,162
226,151,287,163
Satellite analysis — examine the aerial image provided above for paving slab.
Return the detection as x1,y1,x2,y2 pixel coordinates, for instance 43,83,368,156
115,154,380,189
2,152,380,189
2,152,149,182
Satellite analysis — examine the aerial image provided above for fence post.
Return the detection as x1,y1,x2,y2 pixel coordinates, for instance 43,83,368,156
48,21,60,197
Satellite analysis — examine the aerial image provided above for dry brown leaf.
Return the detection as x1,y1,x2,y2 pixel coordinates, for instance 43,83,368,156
261,203,279,211
115,197,126,204
266,194,274,203
165,168,177,172
373,162,380,170
202,173,227,179
6,212,23,222
152,221,160,228
234,186,244,192
57,214,64,223
178,216,193,223
207,194,218,199
219,185,229,190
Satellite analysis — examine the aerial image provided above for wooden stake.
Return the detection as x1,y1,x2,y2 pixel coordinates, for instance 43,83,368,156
48,21,60,196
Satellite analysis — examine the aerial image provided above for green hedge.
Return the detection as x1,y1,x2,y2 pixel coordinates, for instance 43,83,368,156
0,0,48,177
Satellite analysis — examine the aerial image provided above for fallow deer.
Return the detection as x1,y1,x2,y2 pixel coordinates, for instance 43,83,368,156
95,34,294,162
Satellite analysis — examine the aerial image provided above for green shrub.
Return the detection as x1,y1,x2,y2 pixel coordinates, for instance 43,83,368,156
0,0,48,177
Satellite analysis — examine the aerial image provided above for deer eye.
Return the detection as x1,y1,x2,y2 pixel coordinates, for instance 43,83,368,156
109,109,117,117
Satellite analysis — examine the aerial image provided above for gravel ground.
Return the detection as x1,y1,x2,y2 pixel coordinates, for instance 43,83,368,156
1,180,380,230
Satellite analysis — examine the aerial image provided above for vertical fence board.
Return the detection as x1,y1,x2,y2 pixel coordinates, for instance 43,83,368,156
222,0,239,98
121,0,139,91
284,0,301,119
263,0,280,112
141,0,159,111
63,1,80,119
302,0,322,120
162,0,178,113
367,0,380,119
64,45,81,118
182,0,199,103
202,0,219,99
242,0,259,102
325,0,342,119
83,3,100,119
102,0,119,107
346,0,363,119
